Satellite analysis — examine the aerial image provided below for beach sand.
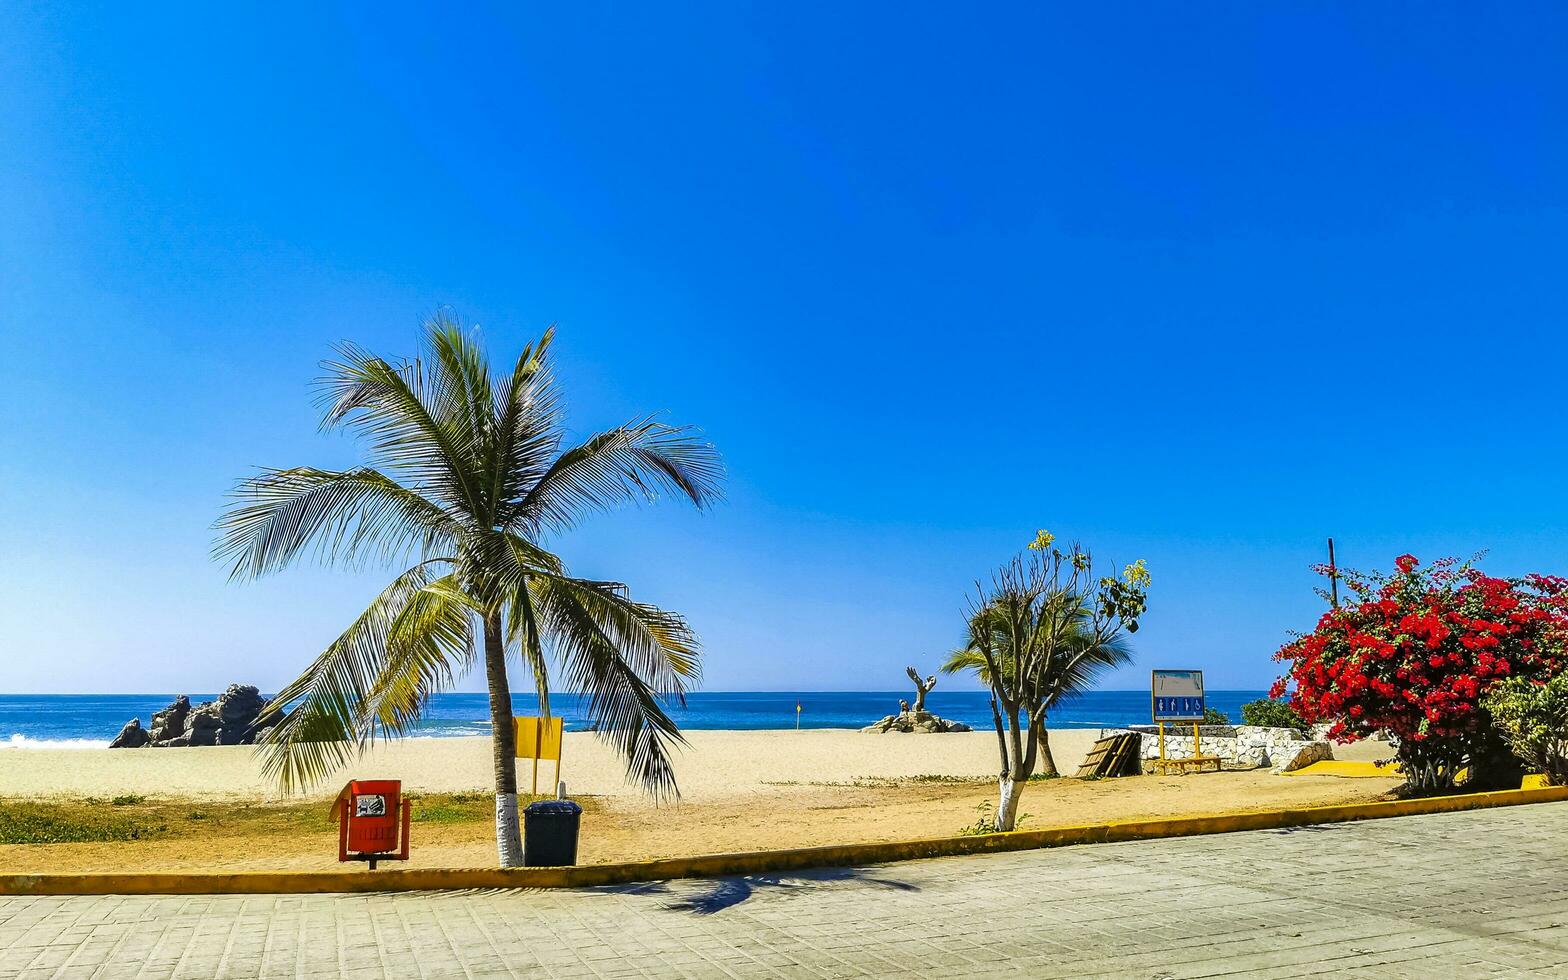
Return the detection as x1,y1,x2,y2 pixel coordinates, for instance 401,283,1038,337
0,729,1072,802
0,730,1400,873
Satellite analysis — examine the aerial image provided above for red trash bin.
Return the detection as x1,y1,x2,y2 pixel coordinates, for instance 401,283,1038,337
333,779,411,869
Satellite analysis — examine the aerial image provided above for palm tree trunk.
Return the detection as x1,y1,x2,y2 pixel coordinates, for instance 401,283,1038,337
1035,717,1059,778
484,612,524,866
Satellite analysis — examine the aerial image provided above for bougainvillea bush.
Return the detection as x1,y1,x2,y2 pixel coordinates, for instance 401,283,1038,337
1272,555,1568,793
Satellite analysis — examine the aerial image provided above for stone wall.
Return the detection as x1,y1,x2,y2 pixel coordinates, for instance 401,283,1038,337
1099,725,1334,773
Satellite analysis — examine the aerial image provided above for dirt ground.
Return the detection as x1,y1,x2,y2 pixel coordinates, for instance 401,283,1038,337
0,770,1400,874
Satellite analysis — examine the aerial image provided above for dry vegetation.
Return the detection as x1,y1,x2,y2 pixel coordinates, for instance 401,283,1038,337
0,769,1400,875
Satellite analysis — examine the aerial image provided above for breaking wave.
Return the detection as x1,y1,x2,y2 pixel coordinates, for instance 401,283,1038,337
1,733,110,750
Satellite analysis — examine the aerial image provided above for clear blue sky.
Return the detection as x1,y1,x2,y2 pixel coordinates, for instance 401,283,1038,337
3,4,1566,695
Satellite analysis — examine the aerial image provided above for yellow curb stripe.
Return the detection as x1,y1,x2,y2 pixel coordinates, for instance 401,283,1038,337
1282,760,1401,778
4,785,1565,896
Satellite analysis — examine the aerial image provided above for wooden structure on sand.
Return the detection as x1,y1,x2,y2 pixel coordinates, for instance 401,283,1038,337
1074,732,1144,778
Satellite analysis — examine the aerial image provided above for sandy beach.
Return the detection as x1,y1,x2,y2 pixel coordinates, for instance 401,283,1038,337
0,728,1392,803
0,729,1401,874
0,729,1091,802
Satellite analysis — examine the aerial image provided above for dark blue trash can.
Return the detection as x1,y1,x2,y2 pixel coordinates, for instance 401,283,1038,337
523,799,582,867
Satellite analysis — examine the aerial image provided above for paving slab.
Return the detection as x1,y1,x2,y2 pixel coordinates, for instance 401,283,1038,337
1,803,1566,978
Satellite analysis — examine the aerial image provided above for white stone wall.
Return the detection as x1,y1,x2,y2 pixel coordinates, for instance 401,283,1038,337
1098,726,1335,773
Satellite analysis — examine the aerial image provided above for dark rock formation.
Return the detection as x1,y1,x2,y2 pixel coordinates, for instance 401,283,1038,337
148,695,190,743
108,717,150,748
111,685,281,748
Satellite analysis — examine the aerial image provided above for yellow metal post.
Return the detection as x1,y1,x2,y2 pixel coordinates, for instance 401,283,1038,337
1158,722,1166,767
1193,721,1201,761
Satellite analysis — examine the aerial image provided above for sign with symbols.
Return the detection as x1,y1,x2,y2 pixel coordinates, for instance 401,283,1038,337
1151,669,1206,722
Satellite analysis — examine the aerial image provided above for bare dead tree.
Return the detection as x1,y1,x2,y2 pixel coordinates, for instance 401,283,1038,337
905,667,937,712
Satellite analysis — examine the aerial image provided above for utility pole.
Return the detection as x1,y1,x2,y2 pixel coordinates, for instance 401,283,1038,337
1327,537,1340,609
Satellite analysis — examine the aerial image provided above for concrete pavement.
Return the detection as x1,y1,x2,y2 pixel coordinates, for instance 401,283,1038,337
3,802,1567,978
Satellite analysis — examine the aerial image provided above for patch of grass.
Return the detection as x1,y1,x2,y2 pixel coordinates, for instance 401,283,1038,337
0,802,168,844
0,792,515,848
409,792,494,826
958,800,996,836
957,800,1032,836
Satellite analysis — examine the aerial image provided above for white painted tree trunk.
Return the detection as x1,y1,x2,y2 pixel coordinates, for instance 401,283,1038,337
995,776,1023,832
495,792,523,866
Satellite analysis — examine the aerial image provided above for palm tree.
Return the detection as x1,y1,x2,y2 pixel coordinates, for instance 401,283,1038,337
941,598,1131,777
213,314,722,866
943,537,1146,831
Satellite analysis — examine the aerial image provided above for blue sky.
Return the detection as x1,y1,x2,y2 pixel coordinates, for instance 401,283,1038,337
3,4,1566,695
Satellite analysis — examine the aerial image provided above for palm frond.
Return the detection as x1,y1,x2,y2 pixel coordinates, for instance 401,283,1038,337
315,336,485,516
505,579,553,719
940,648,996,686
487,329,564,525
529,574,699,798
423,313,495,473
949,590,1132,710
256,560,455,791
512,417,723,534
360,573,480,735
214,467,457,579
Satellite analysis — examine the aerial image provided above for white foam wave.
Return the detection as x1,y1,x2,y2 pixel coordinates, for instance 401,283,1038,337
1,733,111,750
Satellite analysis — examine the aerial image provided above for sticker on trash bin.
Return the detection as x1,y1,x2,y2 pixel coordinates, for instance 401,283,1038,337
355,794,386,817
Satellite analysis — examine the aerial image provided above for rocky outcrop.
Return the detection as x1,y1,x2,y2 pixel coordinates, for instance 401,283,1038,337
108,717,151,748
112,685,283,748
148,695,190,743
862,706,973,734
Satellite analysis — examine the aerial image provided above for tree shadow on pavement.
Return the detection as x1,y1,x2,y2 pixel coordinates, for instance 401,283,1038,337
1265,824,1342,836
594,866,919,916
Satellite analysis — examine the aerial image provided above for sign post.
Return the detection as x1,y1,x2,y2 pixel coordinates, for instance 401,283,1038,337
515,716,565,796
1151,669,1220,774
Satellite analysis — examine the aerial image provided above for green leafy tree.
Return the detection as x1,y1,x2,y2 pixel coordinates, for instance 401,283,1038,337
1483,675,1568,785
952,532,1146,831
214,315,722,865
941,594,1132,778
1239,697,1308,733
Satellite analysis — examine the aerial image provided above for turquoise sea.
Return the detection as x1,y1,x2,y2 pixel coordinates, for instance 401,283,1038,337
0,691,1268,747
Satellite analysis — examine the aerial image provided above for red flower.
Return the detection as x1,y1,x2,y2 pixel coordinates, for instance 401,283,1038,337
1277,553,1568,774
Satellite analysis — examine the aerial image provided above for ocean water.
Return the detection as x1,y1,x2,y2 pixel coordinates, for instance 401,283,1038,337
0,690,1269,748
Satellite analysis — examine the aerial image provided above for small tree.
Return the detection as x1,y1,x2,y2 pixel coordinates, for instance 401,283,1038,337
1239,697,1309,733
1483,675,1568,785
1273,555,1568,794
959,532,1147,830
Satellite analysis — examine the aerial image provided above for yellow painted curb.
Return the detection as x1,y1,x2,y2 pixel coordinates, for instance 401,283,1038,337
1522,774,1551,790
4,785,1566,896
1283,760,1401,778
